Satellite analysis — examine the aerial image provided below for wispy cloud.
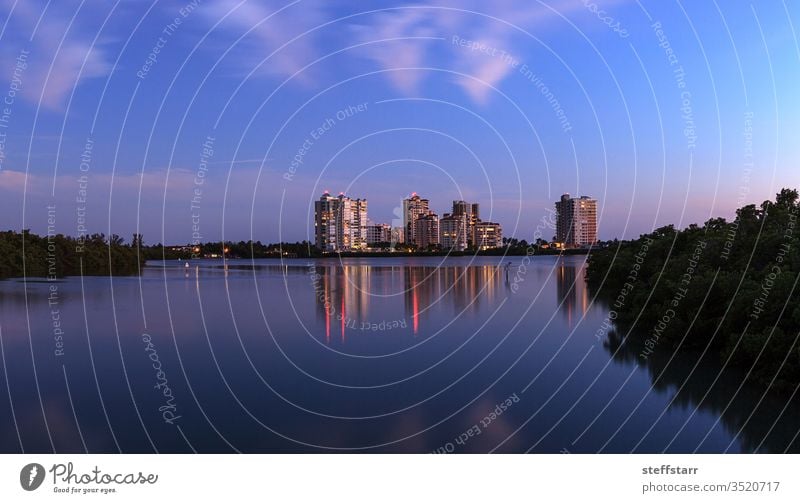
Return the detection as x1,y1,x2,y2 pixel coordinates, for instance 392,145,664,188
0,0,112,109
194,0,633,103
349,0,630,104
0,0,635,109
0,169,29,192
351,8,439,95
201,0,324,83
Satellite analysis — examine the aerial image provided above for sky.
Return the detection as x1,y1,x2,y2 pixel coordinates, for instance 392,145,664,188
0,0,798,244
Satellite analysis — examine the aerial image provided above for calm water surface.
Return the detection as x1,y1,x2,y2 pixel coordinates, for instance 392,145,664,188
0,255,797,453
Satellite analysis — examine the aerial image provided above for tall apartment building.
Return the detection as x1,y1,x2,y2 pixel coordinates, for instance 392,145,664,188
402,193,430,246
555,194,598,247
314,191,368,252
366,222,391,245
390,227,405,246
414,212,439,250
439,213,468,251
452,200,480,246
473,221,502,250
314,192,339,252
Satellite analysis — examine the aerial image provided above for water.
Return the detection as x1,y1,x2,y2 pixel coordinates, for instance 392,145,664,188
0,255,797,453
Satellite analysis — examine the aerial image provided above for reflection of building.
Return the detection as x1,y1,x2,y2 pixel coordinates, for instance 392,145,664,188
366,223,391,245
442,266,500,312
403,265,501,334
403,267,437,334
555,261,588,326
402,193,430,246
314,192,368,251
311,263,504,341
439,213,467,251
555,194,597,247
473,221,502,250
313,265,371,342
414,213,439,249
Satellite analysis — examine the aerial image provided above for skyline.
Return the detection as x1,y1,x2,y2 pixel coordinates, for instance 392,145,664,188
314,190,503,252
0,1,797,245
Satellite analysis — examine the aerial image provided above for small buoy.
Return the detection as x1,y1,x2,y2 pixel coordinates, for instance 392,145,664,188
184,262,190,268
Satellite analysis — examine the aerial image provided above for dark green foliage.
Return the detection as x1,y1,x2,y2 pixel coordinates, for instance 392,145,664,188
0,230,144,278
587,189,800,388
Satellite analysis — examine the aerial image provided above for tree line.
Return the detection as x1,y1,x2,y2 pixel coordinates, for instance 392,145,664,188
0,230,143,278
1,231,585,279
586,188,800,388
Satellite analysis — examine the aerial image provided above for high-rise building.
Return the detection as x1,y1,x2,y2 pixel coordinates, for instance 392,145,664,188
452,200,480,247
414,212,439,250
439,213,468,251
314,192,339,252
473,221,502,250
314,191,368,252
337,194,368,251
555,194,598,247
366,222,391,245
391,226,405,246
403,193,430,246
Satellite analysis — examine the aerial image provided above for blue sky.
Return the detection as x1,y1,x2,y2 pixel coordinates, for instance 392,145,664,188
0,0,798,244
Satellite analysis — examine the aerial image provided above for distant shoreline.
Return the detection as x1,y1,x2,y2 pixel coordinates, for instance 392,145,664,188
157,248,591,260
